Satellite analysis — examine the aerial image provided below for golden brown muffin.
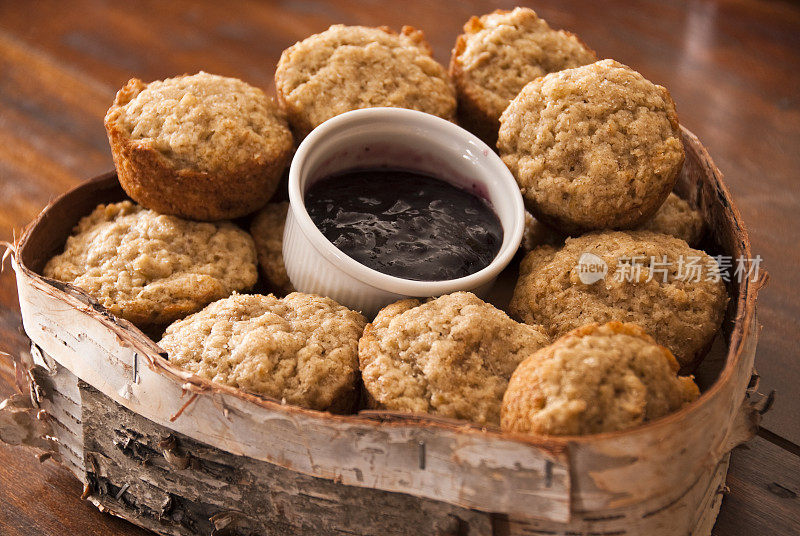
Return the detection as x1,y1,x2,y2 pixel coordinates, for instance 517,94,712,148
450,7,596,145
499,60,684,235
250,201,294,294
359,292,550,426
522,193,705,250
501,322,700,436
159,292,366,412
509,231,728,368
105,72,293,221
43,201,258,328
275,25,456,138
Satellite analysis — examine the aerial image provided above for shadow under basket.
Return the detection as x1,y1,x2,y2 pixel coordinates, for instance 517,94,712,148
4,127,768,536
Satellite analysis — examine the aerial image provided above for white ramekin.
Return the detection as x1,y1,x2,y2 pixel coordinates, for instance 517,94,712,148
283,107,525,317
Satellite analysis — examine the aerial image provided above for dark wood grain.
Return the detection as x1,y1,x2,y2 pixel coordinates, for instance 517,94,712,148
0,442,150,535
713,436,800,535
0,0,798,534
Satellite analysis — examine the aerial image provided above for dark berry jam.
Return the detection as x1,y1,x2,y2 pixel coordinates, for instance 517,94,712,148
304,168,503,281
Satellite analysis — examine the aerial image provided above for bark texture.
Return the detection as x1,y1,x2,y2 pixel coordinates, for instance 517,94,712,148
79,382,492,536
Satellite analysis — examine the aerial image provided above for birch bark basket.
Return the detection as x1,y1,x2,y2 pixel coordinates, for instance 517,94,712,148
2,127,767,536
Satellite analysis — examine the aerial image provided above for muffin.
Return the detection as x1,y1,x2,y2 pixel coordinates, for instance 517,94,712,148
509,231,728,368
359,292,550,425
275,25,456,138
499,60,684,235
523,193,705,251
501,322,700,436
522,212,565,251
159,292,366,412
250,202,293,294
639,193,704,246
450,7,596,145
43,201,258,328
105,72,293,221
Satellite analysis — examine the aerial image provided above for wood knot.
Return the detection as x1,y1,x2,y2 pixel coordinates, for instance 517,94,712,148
767,482,797,499
158,434,178,450
210,510,256,535
159,434,190,470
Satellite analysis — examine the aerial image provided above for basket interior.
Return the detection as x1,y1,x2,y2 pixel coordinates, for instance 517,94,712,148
18,130,748,397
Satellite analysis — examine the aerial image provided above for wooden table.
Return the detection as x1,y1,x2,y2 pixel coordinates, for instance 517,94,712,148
0,0,798,534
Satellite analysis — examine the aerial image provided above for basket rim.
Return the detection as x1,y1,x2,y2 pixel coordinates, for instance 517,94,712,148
12,125,766,448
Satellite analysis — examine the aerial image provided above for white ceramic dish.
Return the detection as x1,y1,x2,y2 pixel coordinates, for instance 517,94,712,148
283,108,525,317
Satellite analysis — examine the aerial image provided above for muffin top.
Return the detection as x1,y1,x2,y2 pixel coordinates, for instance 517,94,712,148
250,202,294,294
451,7,595,123
509,230,727,368
498,59,684,234
639,193,704,247
359,292,550,425
275,25,456,137
159,292,366,411
502,322,700,436
43,201,257,327
105,72,292,176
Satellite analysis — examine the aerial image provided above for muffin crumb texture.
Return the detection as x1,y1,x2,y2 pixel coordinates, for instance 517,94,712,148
499,59,684,234
359,292,550,425
43,201,257,327
250,202,294,293
159,292,366,411
639,192,704,246
275,25,456,137
509,230,727,368
502,322,700,436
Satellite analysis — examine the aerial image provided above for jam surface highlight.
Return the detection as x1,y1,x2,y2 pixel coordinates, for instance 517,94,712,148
304,169,503,281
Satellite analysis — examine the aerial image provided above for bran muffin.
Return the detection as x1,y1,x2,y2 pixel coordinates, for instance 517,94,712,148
499,60,684,235
43,201,258,328
450,7,596,145
105,72,293,221
501,322,700,436
522,193,705,251
275,25,456,138
159,292,366,411
509,231,728,369
250,202,294,294
359,292,550,426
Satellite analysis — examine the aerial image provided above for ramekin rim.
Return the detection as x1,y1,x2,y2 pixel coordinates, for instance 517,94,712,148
287,107,525,296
